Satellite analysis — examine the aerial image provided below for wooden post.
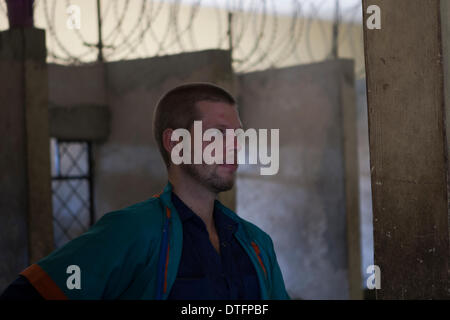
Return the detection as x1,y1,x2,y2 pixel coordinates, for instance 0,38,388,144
362,0,450,299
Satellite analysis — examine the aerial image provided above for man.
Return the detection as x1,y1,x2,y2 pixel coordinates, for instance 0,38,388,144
1,83,289,300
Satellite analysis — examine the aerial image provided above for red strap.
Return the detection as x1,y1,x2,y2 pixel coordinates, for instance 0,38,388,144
163,244,170,293
251,241,267,278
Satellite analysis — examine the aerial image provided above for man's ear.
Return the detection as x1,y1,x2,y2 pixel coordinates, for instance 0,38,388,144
162,128,175,156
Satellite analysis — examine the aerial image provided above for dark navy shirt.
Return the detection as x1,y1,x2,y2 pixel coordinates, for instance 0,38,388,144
0,275,43,300
167,193,260,300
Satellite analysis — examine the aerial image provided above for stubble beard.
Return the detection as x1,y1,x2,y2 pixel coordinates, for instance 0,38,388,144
182,164,235,194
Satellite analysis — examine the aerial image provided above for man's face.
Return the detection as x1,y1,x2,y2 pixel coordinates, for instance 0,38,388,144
182,100,242,193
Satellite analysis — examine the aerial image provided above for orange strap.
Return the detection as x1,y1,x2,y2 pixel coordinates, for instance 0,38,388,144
251,241,267,278
20,264,67,300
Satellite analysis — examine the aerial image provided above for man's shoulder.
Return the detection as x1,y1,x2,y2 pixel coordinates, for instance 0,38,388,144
93,196,165,238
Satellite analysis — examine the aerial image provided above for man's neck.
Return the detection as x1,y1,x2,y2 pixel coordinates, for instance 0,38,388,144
168,170,217,231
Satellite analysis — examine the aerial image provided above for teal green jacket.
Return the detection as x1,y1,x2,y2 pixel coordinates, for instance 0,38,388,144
21,182,290,300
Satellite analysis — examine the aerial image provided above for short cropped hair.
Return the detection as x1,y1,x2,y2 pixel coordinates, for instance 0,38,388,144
153,82,236,167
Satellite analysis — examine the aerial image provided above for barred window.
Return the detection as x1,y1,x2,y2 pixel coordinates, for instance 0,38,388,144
50,139,94,248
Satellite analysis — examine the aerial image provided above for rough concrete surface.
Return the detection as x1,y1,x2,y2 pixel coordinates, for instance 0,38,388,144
237,59,359,299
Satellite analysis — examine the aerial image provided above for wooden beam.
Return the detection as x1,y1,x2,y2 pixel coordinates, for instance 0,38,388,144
362,0,450,299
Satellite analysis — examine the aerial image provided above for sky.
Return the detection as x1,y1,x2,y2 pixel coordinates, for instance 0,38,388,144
162,0,363,22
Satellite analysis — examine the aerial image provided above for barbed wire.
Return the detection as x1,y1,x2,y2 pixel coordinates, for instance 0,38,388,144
0,0,364,76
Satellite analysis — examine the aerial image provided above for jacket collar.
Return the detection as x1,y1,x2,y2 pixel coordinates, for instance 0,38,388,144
159,181,175,212
159,181,242,226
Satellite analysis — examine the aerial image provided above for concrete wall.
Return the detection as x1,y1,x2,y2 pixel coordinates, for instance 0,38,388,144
236,59,360,299
47,63,110,141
